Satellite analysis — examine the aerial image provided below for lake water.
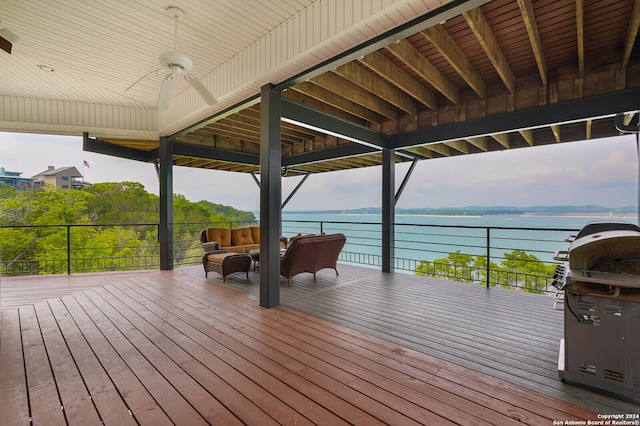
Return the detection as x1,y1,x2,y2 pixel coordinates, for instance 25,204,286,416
276,212,639,265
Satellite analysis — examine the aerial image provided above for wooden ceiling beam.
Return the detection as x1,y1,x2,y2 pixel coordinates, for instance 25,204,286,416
427,143,451,156
465,136,489,152
444,140,469,154
288,83,383,124
358,51,438,110
622,0,640,68
491,133,510,149
519,129,534,146
310,72,398,120
551,125,561,142
282,89,367,125
463,7,516,94
333,62,418,116
421,24,486,100
234,107,324,140
517,0,548,86
406,146,434,159
386,39,461,105
575,0,585,78
188,127,260,145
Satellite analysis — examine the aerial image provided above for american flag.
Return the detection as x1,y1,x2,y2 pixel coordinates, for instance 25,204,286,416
83,160,90,168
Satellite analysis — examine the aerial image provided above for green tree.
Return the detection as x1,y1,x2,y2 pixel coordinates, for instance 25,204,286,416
414,249,555,294
0,181,256,275
497,249,556,293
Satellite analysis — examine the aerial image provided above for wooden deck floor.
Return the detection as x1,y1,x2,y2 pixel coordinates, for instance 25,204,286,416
0,266,637,424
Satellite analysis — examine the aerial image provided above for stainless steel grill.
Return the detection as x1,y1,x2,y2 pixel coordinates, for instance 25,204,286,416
554,221,640,404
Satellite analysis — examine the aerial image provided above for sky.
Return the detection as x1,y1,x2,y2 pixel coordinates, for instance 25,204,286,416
0,131,638,212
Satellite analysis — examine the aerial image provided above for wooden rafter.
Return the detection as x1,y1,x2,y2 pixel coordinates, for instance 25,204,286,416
358,51,438,110
386,39,461,106
405,146,434,159
310,72,398,120
465,136,489,152
333,62,417,116
517,0,547,86
622,0,640,68
444,140,469,154
519,129,534,146
491,133,510,149
427,143,451,157
463,7,516,94
551,125,561,143
290,82,383,124
575,0,585,78
282,89,366,125
421,25,486,100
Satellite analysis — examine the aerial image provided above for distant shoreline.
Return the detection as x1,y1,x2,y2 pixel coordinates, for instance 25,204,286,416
282,211,638,219
521,212,637,218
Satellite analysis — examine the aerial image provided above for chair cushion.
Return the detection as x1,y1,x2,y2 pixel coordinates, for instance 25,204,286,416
231,227,253,245
206,252,234,263
250,226,260,244
206,228,231,247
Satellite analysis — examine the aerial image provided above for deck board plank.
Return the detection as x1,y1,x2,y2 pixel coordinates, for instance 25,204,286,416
93,284,281,426
19,305,67,426
46,299,137,426
72,291,210,425
1,267,635,425
59,294,174,426
32,301,102,425
125,276,389,425
0,310,30,426
106,281,321,426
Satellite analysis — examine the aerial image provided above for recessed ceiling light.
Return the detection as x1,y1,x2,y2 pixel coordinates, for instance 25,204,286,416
37,64,54,72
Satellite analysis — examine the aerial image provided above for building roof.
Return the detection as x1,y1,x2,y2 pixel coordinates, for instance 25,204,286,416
1,0,639,175
32,167,83,179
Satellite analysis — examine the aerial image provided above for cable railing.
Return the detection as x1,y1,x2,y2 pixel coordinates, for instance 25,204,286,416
1,220,578,294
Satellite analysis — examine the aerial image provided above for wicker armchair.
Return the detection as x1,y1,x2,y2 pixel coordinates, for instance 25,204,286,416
280,233,346,285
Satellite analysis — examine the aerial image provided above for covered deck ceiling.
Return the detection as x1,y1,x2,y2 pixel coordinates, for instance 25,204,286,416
2,0,639,175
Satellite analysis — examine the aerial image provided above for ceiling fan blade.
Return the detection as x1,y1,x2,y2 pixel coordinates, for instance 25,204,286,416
185,74,217,106
157,72,176,109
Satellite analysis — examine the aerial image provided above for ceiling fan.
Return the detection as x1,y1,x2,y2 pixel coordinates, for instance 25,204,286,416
127,6,217,109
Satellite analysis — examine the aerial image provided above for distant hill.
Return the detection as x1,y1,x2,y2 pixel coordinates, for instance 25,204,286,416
284,205,637,216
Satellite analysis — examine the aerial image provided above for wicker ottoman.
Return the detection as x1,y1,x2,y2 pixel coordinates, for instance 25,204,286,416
202,251,252,282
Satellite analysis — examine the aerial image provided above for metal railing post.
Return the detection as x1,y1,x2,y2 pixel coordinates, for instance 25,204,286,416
67,225,71,275
486,227,490,288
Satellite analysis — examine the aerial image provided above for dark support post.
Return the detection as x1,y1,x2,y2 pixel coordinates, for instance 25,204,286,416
486,228,491,288
382,147,395,273
159,136,174,270
260,84,282,308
